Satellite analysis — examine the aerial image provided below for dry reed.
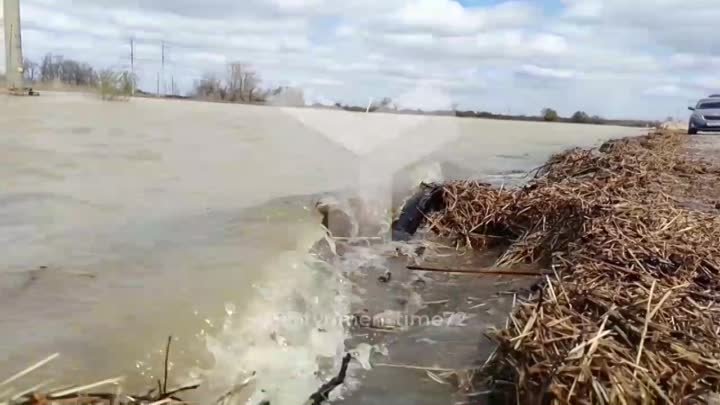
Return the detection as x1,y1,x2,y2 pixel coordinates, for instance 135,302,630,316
429,131,720,404
1,336,351,405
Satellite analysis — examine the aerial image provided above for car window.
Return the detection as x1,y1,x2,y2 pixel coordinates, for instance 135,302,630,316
698,102,720,109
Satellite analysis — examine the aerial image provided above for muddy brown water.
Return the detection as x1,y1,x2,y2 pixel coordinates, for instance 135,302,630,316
0,92,644,404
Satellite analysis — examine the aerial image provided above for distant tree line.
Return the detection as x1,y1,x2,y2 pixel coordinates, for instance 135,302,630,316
194,62,264,102
328,101,652,127
19,54,302,105
542,108,615,125
20,53,136,100
455,107,655,127
192,62,304,105
7,55,659,126
334,97,394,112
23,53,100,86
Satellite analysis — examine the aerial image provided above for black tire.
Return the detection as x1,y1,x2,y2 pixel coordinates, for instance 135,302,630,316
688,125,698,135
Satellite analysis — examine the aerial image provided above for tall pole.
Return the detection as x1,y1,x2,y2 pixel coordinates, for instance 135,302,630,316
129,36,135,95
130,37,134,74
160,41,165,96
4,0,25,90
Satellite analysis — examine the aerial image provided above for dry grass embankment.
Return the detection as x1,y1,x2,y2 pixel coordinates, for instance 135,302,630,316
430,130,720,404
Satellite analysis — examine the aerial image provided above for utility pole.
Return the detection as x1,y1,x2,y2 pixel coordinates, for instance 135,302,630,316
161,40,165,96
4,0,25,91
130,37,134,73
129,36,135,95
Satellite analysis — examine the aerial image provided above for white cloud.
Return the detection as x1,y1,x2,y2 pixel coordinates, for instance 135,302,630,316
6,0,720,119
561,0,603,18
307,78,344,87
518,65,577,79
644,85,682,97
559,0,720,55
383,0,535,35
394,84,454,111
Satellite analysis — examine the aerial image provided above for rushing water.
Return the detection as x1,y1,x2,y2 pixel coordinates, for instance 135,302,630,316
0,92,644,403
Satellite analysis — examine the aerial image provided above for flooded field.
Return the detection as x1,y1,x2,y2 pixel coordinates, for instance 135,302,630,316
0,92,644,403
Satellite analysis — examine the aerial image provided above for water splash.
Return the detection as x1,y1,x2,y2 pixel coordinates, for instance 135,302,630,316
191,161,448,404
197,227,351,405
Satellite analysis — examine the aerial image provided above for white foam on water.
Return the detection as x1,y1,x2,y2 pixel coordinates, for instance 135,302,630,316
196,227,352,405
190,161,449,405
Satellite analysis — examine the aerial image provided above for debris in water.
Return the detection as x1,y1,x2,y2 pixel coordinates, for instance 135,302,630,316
407,264,545,277
377,270,392,283
1,337,201,405
3,336,355,405
425,370,450,385
307,353,352,405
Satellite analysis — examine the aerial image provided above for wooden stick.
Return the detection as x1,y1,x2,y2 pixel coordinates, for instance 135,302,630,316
215,376,255,405
11,380,53,401
373,363,456,372
1,353,60,387
163,336,172,395
634,280,656,377
332,236,383,241
407,265,545,277
49,377,124,398
163,382,202,398
148,398,175,405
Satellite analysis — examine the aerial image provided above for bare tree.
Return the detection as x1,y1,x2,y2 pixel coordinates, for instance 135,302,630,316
38,53,96,86
193,63,268,103
23,58,39,82
40,53,59,82
226,62,260,102
193,73,225,100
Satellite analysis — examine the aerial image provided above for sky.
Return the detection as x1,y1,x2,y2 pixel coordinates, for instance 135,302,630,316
2,0,720,120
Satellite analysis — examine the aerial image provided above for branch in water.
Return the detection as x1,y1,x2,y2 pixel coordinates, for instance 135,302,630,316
307,354,353,405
